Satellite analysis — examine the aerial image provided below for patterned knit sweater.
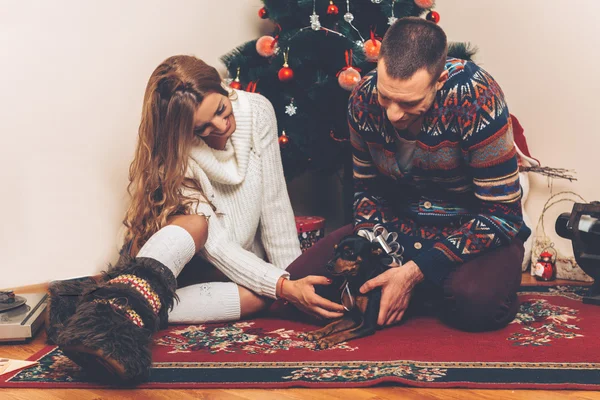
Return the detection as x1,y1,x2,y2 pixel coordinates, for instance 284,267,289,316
184,90,301,299
349,58,531,286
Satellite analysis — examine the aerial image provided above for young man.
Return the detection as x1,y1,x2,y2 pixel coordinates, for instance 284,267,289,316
349,17,531,332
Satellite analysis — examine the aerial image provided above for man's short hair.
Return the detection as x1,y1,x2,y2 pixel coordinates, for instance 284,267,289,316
379,17,448,83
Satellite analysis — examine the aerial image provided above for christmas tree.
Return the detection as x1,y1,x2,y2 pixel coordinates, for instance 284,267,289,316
221,0,442,180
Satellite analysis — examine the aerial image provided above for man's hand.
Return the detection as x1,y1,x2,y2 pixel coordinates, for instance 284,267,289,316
359,260,424,326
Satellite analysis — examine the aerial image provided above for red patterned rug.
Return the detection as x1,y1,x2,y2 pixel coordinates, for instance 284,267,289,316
1,286,599,389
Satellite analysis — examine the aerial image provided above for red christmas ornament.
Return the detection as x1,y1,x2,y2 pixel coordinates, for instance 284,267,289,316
338,67,361,91
258,7,268,19
327,0,339,15
364,30,382,62
278,131,290,147
414,0,435,9
337,50,362,91
426,10,440,24
278,48,294,82
229,67,242,90
278,66,294,82
256,35,277,57
534,250,556,282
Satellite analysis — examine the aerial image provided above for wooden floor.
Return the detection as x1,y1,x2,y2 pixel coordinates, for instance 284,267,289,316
1,273,599,400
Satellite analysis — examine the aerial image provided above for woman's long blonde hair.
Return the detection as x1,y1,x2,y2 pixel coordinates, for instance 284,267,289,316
123,55,225,254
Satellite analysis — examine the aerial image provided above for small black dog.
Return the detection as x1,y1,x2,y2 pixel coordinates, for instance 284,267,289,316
305,235,389,349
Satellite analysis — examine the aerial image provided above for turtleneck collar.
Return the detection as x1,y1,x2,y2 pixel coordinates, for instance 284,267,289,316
188,90,254,185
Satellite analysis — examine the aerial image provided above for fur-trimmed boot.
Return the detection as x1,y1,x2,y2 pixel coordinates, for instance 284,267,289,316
56,255,177,384
45,276,104,345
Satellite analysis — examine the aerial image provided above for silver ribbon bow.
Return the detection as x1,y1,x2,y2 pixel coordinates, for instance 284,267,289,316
357,224,404,267
340,281,355,312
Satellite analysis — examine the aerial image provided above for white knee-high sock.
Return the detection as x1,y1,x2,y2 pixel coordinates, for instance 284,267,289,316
136,225,196,278
169,282,241,323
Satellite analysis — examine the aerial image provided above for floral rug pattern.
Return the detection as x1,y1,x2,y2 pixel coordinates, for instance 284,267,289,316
283,364,447,383
154,321,358,354
509,299,583,346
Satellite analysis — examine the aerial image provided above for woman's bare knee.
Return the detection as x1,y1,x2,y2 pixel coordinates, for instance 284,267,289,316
238,286,270,318
168,214,208,253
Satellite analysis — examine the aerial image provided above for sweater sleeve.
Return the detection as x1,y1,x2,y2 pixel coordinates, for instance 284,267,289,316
412,68,527,286
254,96,302,269
191,200,289,299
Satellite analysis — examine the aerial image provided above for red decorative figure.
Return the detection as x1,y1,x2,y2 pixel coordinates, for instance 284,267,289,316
534,251,556,281
258,7,268,19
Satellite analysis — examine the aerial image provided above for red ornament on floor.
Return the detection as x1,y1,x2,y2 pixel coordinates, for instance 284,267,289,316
426,10,440,23
327,1,339,15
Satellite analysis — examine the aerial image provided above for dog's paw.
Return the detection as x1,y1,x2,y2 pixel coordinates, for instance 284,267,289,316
304,332,325,341
315,339,333,350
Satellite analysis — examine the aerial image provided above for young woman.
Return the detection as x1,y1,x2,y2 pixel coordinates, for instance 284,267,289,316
52,55,345,383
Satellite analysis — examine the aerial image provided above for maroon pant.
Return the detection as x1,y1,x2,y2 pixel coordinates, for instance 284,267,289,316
286,224,524,332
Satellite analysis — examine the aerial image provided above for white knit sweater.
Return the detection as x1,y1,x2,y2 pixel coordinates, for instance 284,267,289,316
184,90,301,299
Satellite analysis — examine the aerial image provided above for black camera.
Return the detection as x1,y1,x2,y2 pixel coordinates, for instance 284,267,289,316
555,201,600,305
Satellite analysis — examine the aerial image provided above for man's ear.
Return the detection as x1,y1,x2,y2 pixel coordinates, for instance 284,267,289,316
435,70,449,91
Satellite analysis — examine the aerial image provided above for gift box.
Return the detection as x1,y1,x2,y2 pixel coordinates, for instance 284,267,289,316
295,216,325,252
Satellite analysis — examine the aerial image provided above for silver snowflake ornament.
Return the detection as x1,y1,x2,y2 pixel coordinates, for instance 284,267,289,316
285,101,297,116
388,16,398,25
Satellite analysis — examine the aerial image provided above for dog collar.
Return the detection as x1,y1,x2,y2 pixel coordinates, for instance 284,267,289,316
357,224,404,266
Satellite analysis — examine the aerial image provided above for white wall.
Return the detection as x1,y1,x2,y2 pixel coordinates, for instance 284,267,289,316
435,0,600,267
0,0,269,288
1,0,599,288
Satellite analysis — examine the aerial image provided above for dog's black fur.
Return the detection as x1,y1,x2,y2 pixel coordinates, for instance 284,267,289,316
306,234,389,349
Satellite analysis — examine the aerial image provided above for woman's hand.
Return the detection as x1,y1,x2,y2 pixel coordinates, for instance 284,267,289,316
278,276,345,319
